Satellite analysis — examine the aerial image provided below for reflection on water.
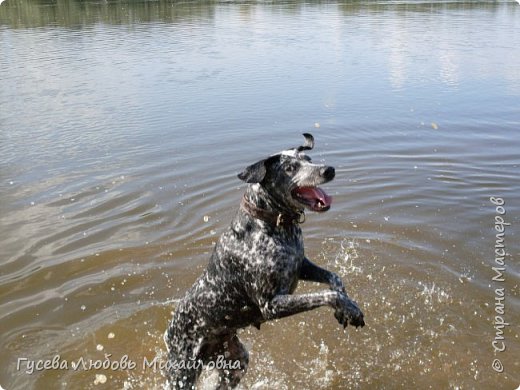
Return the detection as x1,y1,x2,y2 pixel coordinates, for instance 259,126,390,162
1,0,517,28
1,1,519,389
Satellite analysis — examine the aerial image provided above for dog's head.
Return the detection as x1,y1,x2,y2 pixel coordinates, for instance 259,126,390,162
238,133,335,213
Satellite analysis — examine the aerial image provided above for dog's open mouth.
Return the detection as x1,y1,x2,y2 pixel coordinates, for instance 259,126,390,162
292,186,332,212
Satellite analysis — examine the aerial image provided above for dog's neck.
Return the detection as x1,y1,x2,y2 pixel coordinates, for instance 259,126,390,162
245,184,289,213
242,184,304,227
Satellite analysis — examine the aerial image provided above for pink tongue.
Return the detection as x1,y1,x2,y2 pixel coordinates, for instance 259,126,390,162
297,187,332,207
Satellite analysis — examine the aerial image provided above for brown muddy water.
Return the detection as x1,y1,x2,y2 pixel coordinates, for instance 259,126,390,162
1,1,519,389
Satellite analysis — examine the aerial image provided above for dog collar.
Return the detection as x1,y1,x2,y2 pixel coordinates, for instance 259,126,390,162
240,196,305,228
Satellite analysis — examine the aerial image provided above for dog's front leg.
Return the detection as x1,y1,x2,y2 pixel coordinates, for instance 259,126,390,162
260,291,364,328
299,257,346,294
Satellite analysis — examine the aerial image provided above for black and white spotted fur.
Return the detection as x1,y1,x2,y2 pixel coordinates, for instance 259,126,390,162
164,134,364,389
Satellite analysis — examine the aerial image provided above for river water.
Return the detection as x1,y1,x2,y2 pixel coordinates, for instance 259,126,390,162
1,1,519,389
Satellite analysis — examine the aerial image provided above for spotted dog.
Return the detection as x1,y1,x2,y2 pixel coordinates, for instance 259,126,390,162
164,134,364,389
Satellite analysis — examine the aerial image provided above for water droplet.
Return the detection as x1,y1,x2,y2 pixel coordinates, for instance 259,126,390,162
94,374,107,385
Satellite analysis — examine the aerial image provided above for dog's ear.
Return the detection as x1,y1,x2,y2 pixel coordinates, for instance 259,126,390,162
237,159,267,183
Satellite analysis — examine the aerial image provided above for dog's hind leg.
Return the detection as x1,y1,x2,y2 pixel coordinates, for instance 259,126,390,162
202,333,249,389
165,338,204,390
167,367,198,390
218,334,249,389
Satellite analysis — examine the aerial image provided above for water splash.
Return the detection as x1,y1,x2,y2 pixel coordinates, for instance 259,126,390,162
418,281,451,306
318,237,363,277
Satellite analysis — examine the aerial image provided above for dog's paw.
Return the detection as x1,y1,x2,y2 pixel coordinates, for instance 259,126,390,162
334,294,365,328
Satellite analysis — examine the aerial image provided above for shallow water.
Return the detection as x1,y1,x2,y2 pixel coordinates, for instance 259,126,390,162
1,0,519,389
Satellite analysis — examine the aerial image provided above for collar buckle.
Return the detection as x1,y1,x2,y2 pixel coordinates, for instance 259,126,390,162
276,213,284,227
276,211,305,227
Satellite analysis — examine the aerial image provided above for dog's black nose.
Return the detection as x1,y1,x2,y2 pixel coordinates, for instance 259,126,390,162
321,166,335,180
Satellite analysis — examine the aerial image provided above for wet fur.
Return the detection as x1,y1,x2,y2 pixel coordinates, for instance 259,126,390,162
164,134,364,389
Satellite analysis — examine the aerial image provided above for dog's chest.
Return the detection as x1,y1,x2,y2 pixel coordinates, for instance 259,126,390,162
217,220,305,289
234,226,304,282
242,222,302,255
